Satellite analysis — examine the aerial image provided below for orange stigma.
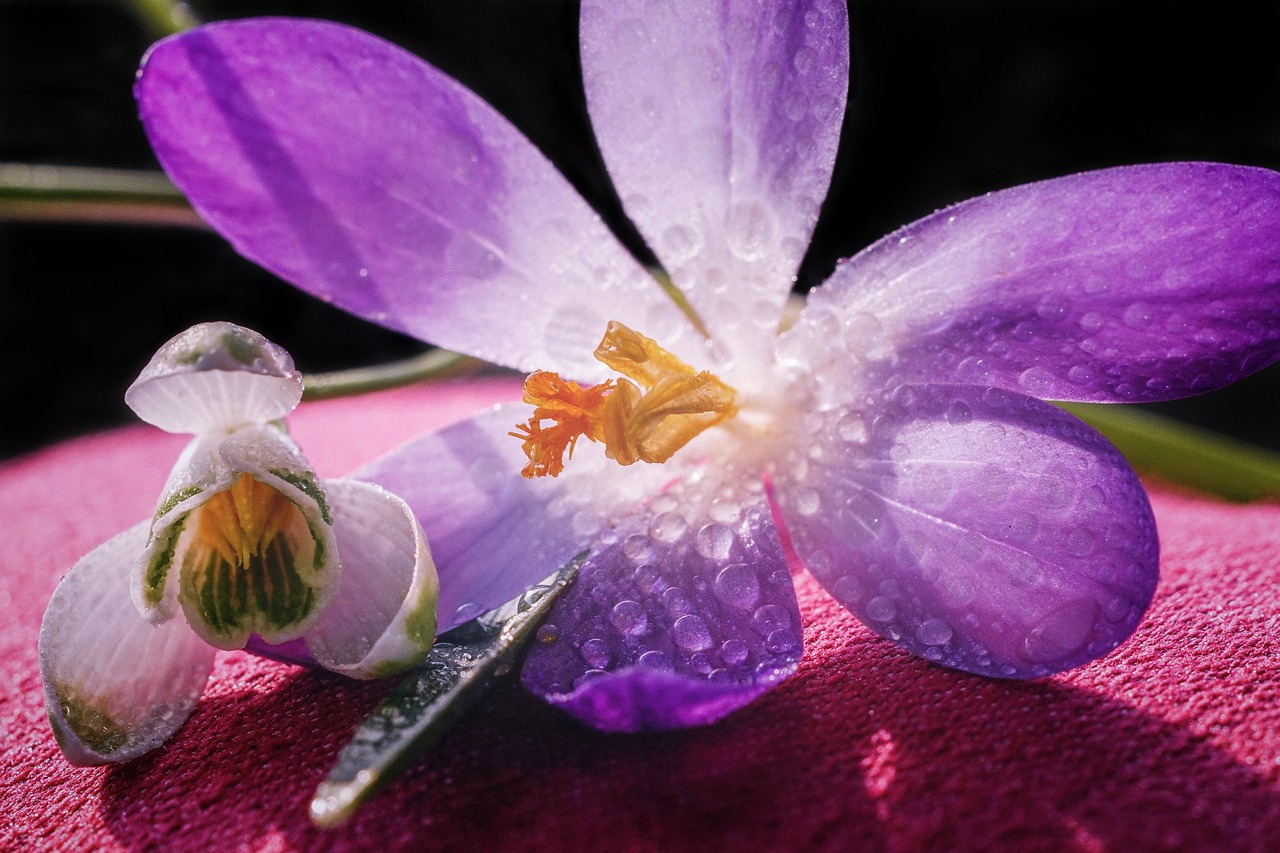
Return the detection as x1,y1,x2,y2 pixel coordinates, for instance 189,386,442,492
511,322,736,478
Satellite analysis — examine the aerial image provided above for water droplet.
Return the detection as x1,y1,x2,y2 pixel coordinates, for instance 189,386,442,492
695,524,736,560
916,619,953,646
536,623,560,644
622,534,655,564
662,586,693,615
1022,598,1099,663
865,596,896,621
720,638,749,665
714,563,760,609
661,224,702,263
673,614,714,651
638,650,673,671
609,600,647,636
726,202,775,261
454,602,480,622
752,604,790,634
837,412,869,443
766,629,799,654
708,499,741,525
649,512,689,543
633,564,660,593
945,401,973,425
580,638,612,668
793,489,821,517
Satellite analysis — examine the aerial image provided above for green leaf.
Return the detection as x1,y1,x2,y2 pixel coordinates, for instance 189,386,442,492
1059,402,1280,502
310,556,584,828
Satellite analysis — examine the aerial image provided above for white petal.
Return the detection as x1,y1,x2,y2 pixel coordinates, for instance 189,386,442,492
134,424,341,649
125,321,302,434
304,479,439,679
40,522,216,765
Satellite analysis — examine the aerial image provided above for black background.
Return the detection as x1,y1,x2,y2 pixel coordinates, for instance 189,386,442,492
2,0,1278,458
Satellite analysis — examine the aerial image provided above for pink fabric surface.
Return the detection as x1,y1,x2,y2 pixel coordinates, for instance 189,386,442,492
2,378,1279,851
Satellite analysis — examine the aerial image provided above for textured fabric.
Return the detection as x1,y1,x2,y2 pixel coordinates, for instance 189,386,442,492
3,378,1279,851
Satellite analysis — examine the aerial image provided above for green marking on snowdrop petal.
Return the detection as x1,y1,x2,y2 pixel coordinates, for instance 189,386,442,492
49,686,130,757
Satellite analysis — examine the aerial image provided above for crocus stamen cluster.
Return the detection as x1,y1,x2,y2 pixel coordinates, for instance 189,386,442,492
512,321,737,477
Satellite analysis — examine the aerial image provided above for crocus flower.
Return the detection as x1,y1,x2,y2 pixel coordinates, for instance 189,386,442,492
133,3,1280,732
40,322,439,764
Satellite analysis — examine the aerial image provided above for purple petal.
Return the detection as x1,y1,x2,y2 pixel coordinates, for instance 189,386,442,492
40,523,216,765
136,18,695,382
580,0,848,378
796,163,1280,402
521,476,801,731
774,383,1158,678
352,406,674,632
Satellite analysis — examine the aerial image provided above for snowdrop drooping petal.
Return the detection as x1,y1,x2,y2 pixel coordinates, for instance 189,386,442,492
40,523,217,766
125,320,302,433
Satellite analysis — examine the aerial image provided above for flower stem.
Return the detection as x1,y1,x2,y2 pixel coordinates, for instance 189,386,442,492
122,0,201,38
1060,402,1280,502
302,350,490,401
0,164,202,227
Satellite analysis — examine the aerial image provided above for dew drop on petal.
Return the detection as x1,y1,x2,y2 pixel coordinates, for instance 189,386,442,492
649,512,689,543
766,629,799,653
609,600,648,636
793,489,821,517
632,564,660,593
638,650,673,671
695,524,736,560
708,499,742,525
720,638,750,665
673,614,714,651
662,586,693,615
917,619,953,646
752,604,790,635
622,534,655,564
580,638,612,668
714,563,761,609
536,623,560,644
837,412,869,443
865,596,896,622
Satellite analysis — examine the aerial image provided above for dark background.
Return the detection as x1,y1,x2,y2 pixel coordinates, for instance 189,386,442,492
2,0,1278,459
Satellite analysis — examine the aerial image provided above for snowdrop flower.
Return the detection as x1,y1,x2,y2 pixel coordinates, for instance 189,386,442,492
40,323,439,763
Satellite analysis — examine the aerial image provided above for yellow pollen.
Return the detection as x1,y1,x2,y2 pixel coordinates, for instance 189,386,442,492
193,473,300,566
510,321,736,478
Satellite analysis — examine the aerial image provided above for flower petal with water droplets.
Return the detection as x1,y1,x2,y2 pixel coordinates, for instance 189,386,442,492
125,321,302,434
136,18,697,382
581,0,848,379
774,383,1158,678
304,479,439,679
795,163,1280,402
40,522,216,765
521,474,801,731
353,405,673,633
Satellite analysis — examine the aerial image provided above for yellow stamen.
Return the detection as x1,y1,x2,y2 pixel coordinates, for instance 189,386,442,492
511,321,737,478
194,473,299,565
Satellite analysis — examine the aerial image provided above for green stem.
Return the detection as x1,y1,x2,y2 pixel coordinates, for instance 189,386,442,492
0,165,201,227
302,350,490,401
123,0,201,38
1060,402,1280,502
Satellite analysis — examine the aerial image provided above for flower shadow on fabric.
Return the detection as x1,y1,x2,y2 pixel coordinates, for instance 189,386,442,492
97,595,1279,851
